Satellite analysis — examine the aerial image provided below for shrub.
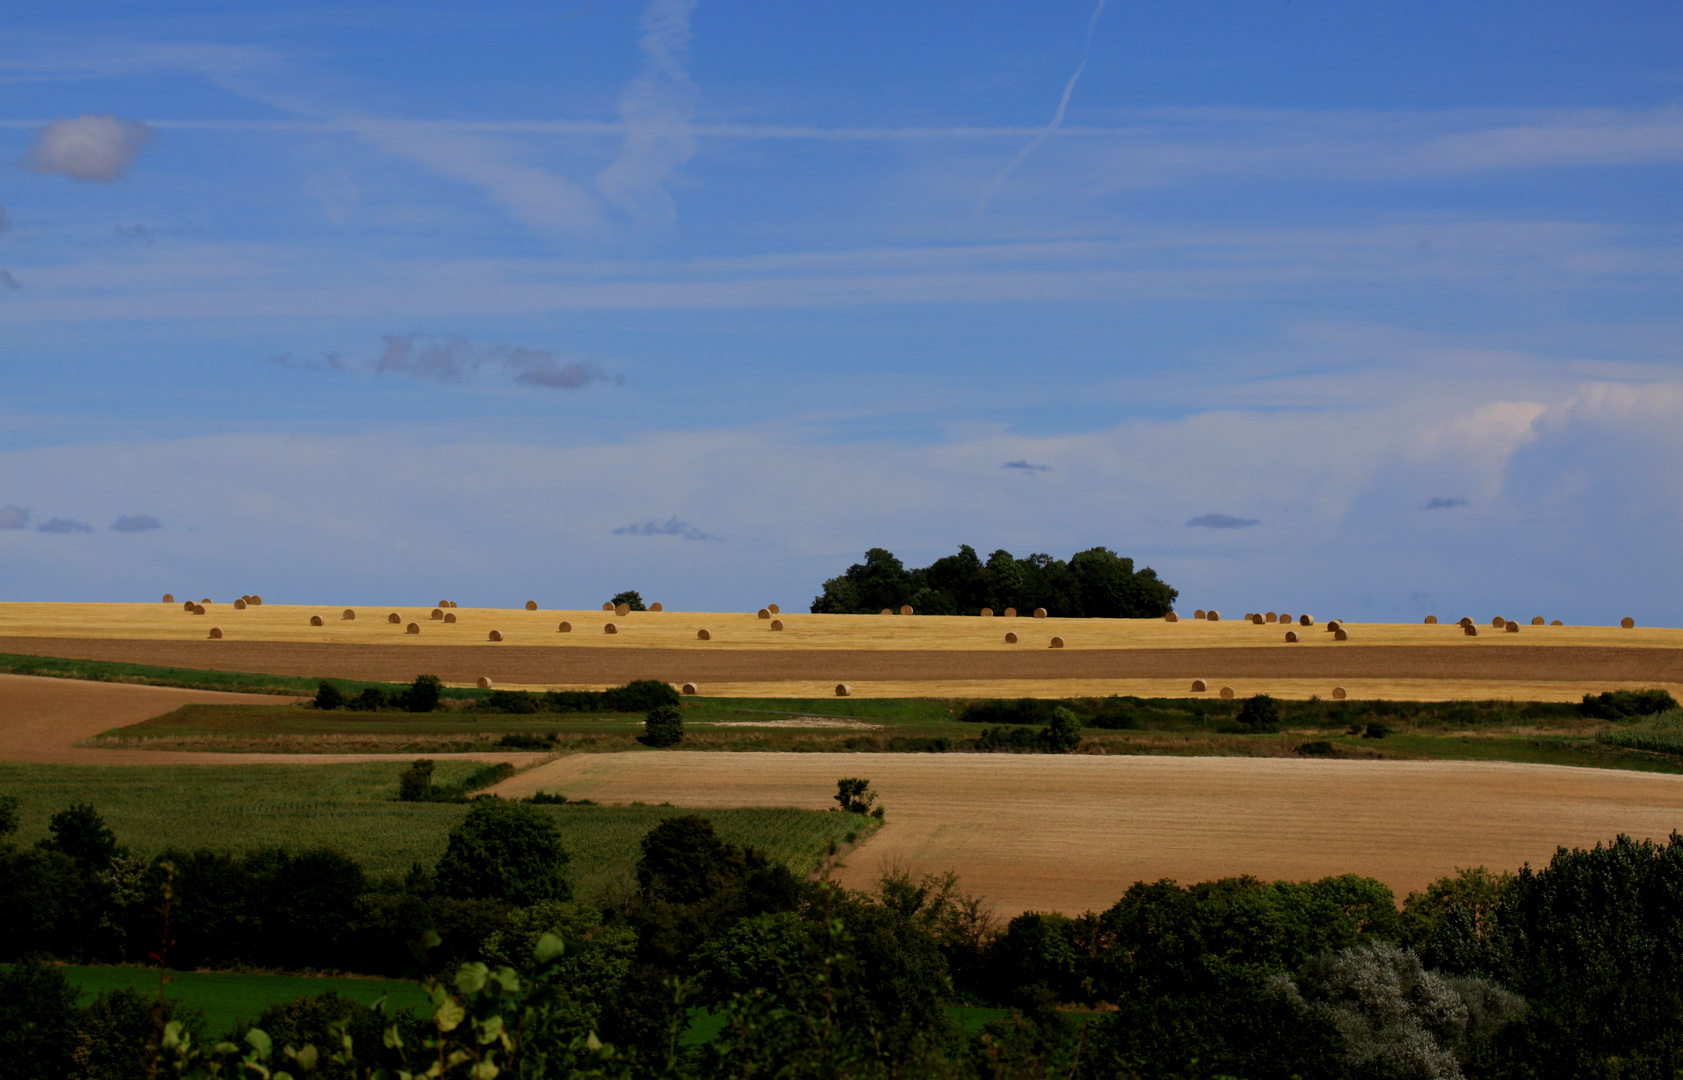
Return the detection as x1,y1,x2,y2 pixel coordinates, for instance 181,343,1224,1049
541,689,604,713
346,686,387,712
0,793,17,839
397,760,436,802
483,689,540,714
434,799,571,905
1362,722,1391,739
977,725,1041,752
403,674,443,714
1039,707,1083,753
1297,741,1337,756
611,590,647,612
496,731,557,750
958,698,1054,726
1237,694,1281,734
1581,688,1680,720
636,815,756,905
602,679,680,713
41,803,120,870
313,680,345,711
643,705,683,747
834,779,876,814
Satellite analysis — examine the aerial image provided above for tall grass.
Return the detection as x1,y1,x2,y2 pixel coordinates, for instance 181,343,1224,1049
1597,710,1683,757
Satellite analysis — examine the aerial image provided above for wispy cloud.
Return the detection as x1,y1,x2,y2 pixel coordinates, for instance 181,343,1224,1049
26,114,156,182
612,516,713,540
1002,459,1051,472
0,270,19,290
596,0,699,225
1424,497,1468,510
278,335,623,391
112,514,162,532
1186,513,1260,529
0,506,28,529
36,517,92,533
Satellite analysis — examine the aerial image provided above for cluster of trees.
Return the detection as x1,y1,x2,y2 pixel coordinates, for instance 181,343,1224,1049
474,680,680,716
314,674,444,713
810,545,1178,618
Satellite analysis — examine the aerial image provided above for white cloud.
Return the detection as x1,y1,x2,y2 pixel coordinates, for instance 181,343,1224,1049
596,0,699,225
26,114,156,182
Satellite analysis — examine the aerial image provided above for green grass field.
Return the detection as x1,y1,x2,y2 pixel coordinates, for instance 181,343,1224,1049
0,761,873,896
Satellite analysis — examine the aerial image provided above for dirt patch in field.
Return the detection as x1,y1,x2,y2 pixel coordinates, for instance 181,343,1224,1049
493,752,1683,917
0,674,542,765
4,637,1680,694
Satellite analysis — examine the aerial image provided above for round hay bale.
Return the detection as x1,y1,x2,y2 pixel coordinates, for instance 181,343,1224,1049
980,608,994,617
1334,629,1349,641
201,599,212,604
1285,631,1298,642
386,612,401,624
1551,620,1563,626
1280,613,1292,624
1299,614,1313,626
1219,686,1235,700
650,602,663,612
478,677,492,689
1464,624,1479,637
602,623,616,635
1004,607,1018,618
1250,613,1264,625
770,619,785,631
406,622,420,635
1207,610,1221,622
310,615,324,627
342,609,356,621
602,602,614,612
697,628,711,640
1424,615,1438,624
1458,617,1473,628
489,630,504,641
758,608,772,619
1622,617,1636,629
1033,607,1047,618
182,600,194,611
1531,616,1544,625
769,604,780,615
208,627,223,639
439,601,450,608
1004,632,1019,644
234,599,247,610
1325,620,1341,632
1265,611,1277,622
1049,636,1065,649
1332,686,1347,700
612,603,628,616
444,613,456,624
835,683,852,697
192,604,205,615
525,600,538,611
431,609,444,620
1191,679,1208,692
1164,611,1178,622
682,682,699,695
251,596,263,606
880,608,893,615
1491,616,1506,628
1503,620,1518,633
901,605,914,616
162,593,174,604
447,601,456,608
1194,609,1206,619
558,621,571,632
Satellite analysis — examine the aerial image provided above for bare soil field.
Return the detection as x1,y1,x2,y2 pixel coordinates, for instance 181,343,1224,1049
493,751,1683,916
0,674,540,765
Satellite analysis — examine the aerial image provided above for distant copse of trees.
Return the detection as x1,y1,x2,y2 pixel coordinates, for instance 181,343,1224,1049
810,545,1178,618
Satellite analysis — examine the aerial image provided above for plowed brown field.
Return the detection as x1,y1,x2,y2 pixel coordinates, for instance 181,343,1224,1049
493,751,1683,916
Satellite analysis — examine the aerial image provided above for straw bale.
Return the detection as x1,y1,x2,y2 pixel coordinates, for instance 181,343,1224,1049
478,677,493,689
1279,613,1292,624
1424,616,1438,624
342,609,356,621
1326,620,1341,633
650,602,663,612
682,682,699,696
1219,686,1234,700
386,613,401,624
1194,609,1206,619
1049,636,1065,649
1004,632,1019,644
163,594,174,604
489,630,505,641
603,602,614,612
1265,611,1277,622
192,605,205,615
697,629,711,640
1191,679,1208,692
1491,616,1506,628
758,608,772,619
901,605,915,616
770,619,785,631
1004,608,1018,618
252,596,262,605
1164,612,1178,622
526,601,538,611
1299,615,1313,626
835,683,852,697
1334,629,1349,641
1622,617,1636,629
201,599,212,604
1464,625,1479,637
769,604,780,614
1207,610,1221,622
881,609,893,615
1458,617,1473,628
310,615,324,627
431,609,444,621
1505,621,1519,633
614,603,629,616
1552,620,1563,626
208,627,223,639
183,601,194,612
444,613,456,624
1332,686,1347,700
234,599,247,610
439,601,450,609
602,624,616,635
1531,616,1544,625
558,621,572,632
1285,631,1298,642
980,608,994,617
1250,614,1264,625
406,623,420,635
1033,608,1047,618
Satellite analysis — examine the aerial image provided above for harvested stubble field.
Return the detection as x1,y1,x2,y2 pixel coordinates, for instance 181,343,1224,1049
0,760,869,897
2,602,1679,701
494,751,1683,917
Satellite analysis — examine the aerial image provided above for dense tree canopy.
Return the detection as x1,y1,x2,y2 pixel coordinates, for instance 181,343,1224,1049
809,545,1178,618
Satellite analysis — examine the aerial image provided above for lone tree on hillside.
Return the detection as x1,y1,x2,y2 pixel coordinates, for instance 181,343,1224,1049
834,778,876,814
611,590,647,612
435,799,571,905
314,680,346,711
644,705,684,747
1238,694,1281,734
41,803,121,871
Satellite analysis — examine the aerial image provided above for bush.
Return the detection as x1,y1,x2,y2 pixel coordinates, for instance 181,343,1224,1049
643,705,683,748
834,779,876,814
346,686,387,712
1236,694,1280,734
610,590,647,612
1362,722,1391,739
397,760,436,802
40,803,120,870
402,674,443,714
977,725,1041,752
0,793,17,839
1297,741,1337,756
313,680,345,711
958,698,1055,726
483,689,540,714
1581,688,1680,720
1039,707,1083,752
602,679,680,713
434,799,571,905
497,731,557,750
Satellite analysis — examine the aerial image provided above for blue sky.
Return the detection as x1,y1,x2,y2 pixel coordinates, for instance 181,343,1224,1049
2,1,1681,620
